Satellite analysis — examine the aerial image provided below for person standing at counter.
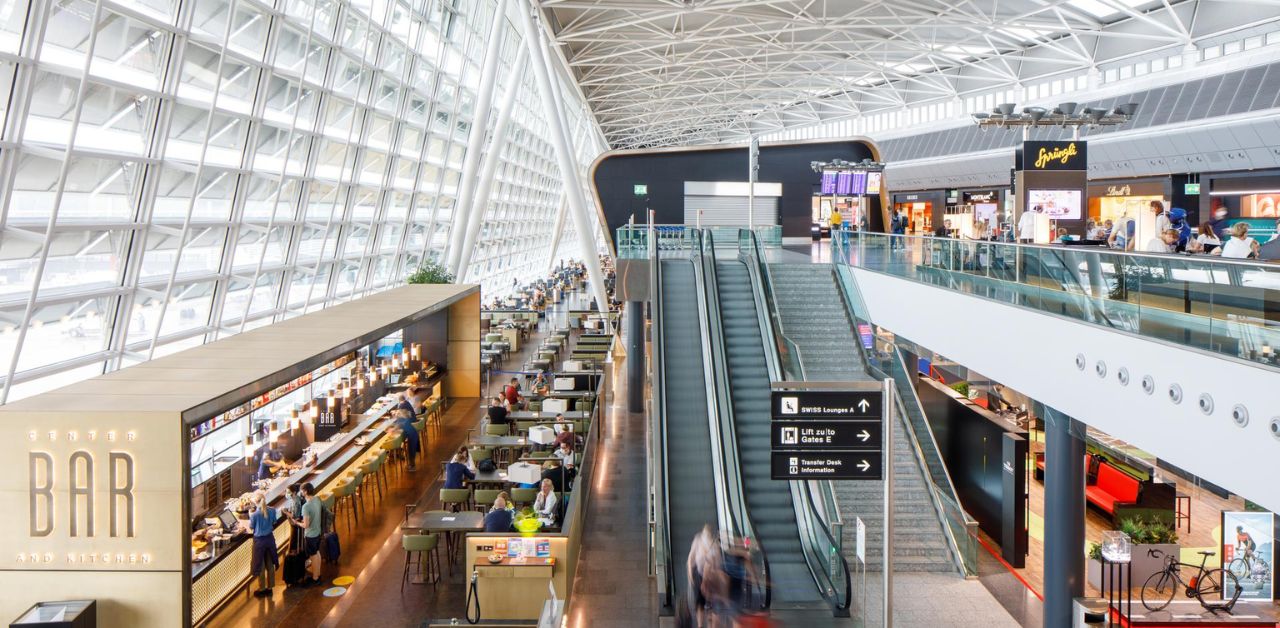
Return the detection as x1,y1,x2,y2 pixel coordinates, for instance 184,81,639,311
249,495,280,597
396,393,416,417
257,440,297,481
294,483,323,586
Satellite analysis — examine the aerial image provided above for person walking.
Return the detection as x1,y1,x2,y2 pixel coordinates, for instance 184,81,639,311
248,495,280,597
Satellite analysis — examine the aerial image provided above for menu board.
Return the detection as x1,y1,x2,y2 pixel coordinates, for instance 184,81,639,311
835,172,853,195
820,172,837,194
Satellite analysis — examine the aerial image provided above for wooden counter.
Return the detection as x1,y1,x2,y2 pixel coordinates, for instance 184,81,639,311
472,557,556,620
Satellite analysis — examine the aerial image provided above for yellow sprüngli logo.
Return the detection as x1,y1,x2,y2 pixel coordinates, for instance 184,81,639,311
1034,143,1078,168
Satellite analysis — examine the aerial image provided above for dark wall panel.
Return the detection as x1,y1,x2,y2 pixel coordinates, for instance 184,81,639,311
592,140,879,240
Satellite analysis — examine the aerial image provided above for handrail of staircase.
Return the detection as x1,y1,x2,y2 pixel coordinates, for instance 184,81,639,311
648,221,675,612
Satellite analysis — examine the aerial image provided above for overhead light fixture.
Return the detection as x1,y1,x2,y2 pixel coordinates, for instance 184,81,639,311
973,101,1136,132
290,408,301,431
243,436,255,462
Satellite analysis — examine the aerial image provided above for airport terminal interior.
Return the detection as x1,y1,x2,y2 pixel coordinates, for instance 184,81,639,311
1,0,1280,627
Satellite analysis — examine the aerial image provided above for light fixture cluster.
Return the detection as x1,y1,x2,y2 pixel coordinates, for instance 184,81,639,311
972,102,1139,129
810,158,885,173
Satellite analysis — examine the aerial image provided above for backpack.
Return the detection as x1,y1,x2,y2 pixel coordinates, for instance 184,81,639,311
478,458,497,474
322,530,341,563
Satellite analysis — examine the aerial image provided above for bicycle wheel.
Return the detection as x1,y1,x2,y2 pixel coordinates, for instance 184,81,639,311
1141,571,1176,611
1228,558,1249,581
1194,568,1238,604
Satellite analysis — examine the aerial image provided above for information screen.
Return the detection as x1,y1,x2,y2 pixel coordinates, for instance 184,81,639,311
835,172,853,195
850,172,867,196
820,172,837,195
1027,189,1082,220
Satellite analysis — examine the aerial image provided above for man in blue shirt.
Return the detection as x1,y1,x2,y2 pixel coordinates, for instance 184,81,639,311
483,495,514,532
392,409,420,471
444,453,475,489
257,442,295,480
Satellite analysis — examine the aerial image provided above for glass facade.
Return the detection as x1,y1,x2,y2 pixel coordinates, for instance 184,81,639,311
0,0,606,402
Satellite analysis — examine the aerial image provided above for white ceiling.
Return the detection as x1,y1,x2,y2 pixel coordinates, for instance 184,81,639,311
537,0,1280,148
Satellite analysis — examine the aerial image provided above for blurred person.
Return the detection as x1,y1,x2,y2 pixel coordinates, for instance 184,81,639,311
1145,228,1178,253
391,408,420,471
1193,222,1221,254
1218,222,1260,259
1151,200,1172,235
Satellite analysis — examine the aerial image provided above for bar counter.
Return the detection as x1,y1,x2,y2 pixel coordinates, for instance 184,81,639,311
190,399,401,623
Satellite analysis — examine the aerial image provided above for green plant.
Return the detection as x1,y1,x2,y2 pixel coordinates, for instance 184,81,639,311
406,259,455,284
1116,516,1179,545
949,381,970,397
515,506,536,521
1088,542,1103,561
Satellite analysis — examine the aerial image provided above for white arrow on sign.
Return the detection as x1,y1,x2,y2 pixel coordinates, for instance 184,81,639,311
857,459,871,472
857,398,870,412
857,429,871,442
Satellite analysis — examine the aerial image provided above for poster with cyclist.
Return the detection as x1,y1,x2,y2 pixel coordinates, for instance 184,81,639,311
1221,511,1275,601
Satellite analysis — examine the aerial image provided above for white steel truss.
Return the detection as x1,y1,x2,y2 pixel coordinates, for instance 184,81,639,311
0,0,607,402
540,0,1280,148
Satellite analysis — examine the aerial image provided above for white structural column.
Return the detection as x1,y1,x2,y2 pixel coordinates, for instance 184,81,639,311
445,0,509,273
545,194,568,271
457,46,529,281
516,0,609,310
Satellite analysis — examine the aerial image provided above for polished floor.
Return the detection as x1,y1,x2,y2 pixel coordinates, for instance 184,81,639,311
208,290,595,628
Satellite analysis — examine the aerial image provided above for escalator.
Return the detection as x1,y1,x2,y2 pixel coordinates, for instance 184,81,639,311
656,258,720,609
714,259,825,606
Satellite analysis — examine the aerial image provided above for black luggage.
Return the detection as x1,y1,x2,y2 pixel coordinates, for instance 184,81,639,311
322,531,341,563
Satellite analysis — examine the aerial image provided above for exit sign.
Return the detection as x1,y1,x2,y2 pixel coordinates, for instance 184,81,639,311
1184,183,1201,195
633,184,648,196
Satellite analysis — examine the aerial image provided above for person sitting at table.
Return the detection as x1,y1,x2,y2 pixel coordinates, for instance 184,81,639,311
392,409,420,472
486,395,509,427
533,478,558,527
553,419,576,450
552,440,575,466
444,452,475,489
541,459,576,494
455,445,477,474
532,372,550,395
503,377,523,408
484,495,514,532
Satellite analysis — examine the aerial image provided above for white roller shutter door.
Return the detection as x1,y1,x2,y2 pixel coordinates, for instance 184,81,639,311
683,195,779,226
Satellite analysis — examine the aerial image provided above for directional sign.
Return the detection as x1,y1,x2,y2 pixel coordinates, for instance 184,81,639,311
771,389,882,420
771,420,881,450
770,451,883,481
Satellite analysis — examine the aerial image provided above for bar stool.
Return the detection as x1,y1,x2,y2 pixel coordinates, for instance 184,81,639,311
401,533,441,590
372,451,390,494
360,459,383,501
439,488,471,513
348,469,367,511
333,480,359,531
473,489,500,513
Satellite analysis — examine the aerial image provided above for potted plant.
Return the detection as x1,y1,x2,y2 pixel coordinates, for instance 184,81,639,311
406,260,455,285
1087,518,1179,589
513,507,542,535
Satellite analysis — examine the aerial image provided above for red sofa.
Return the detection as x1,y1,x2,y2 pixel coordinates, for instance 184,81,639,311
1086,462,1140,516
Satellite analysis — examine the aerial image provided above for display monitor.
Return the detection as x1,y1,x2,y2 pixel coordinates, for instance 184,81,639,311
1026,189,1082,220
820,172,837,195
850,171,867,196
553,377,575,391
866,172,882,194
218,509,238,531
835,172,853,195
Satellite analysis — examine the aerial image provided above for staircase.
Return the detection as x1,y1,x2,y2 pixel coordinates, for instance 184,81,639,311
769,263,957,574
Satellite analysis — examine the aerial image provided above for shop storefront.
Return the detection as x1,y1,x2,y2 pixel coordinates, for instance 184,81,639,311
1203,171,1280,244
938,188,1009,238
1088,178,1171,245
0,284,480,627
891,190,946,235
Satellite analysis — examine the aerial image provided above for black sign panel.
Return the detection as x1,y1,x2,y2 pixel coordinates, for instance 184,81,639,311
771,420,881,450
771,451,883,480
1016,141,1087,171
771,389,882,419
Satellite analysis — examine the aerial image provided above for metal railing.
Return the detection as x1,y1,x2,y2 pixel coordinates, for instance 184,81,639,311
738,228,852,615
618,224,782,259
648,221,675,613
833,231,1280,371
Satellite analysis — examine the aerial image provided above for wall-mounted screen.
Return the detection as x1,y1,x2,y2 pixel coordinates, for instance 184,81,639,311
850,172,867,196
835,172,853,195
820,172,837,195
866,172,882,195
1027,189,1082,220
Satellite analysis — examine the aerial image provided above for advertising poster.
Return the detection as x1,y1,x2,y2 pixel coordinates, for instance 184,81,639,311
1027,189,1083,220
1222,511,1274,601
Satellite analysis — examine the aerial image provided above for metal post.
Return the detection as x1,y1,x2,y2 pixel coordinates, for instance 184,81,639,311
516,0,610,311
1043,406,1086,628
883,377,894,627
748,136,758,230
455,46,530,281
627,300,645,413
445,0,509,273
546,194,568,271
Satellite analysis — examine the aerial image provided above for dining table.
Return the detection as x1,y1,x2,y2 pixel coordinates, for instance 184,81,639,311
404,510,485,572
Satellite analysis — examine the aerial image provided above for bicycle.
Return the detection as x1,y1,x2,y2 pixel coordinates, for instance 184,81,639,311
1228,549,1272,585
1140,549,1241,614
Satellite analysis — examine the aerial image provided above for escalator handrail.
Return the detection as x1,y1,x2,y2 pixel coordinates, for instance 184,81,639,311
650,224,675,612
687,231,734,540
698,229,773,610
738,229,852,613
